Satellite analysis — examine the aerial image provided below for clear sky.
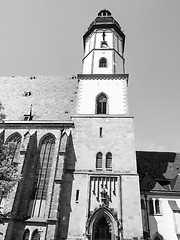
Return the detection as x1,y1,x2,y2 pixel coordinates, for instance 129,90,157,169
0,0,180,152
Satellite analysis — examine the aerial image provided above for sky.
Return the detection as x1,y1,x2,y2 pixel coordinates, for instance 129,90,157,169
0,0,180,152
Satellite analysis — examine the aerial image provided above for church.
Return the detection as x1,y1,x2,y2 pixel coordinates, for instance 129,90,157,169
0,9,180,240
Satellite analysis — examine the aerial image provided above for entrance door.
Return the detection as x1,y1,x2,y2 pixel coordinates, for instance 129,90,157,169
93,217,111,240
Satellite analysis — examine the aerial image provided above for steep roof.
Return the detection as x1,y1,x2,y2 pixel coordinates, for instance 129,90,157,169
137,151,180,181
0,75,79,121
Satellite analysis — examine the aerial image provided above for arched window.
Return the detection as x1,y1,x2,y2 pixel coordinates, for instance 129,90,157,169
31,230,40,240
99,57,107,68
35,134,55,200
155,199,160,214
96,93,107,114
154,237,161,240
6,133,21,162
149,199,154,215
22,229,30,240
96,152,102,169
106,152,112,170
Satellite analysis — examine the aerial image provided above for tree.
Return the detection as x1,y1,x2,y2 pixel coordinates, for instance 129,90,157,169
0,102,21,223
0,101,6,121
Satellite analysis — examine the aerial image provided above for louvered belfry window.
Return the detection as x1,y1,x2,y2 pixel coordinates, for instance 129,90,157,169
96,93,107,114
36,135,55,200
99,57,107,68
96,152,103,169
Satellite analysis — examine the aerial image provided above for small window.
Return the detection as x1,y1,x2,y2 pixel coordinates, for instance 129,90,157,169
106,152,112,170
155,199,160,214
149,199,154,215
99,58,107,68
96,93,107,114
149,199,161,215
101,41,108,48
99,127,102,138
76,190,79,203
96,152,102,169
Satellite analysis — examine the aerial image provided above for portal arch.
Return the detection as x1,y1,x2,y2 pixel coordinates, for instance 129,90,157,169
86,207,119,240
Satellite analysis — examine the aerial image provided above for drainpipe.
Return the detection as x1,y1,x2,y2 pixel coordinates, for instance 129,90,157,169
144,194,150,240
120,176,123,240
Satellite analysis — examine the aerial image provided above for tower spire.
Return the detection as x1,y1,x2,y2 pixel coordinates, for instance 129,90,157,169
82,9,125,74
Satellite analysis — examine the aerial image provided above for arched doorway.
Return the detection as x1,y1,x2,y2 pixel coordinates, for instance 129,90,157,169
86,207,119,240
93,216,111,240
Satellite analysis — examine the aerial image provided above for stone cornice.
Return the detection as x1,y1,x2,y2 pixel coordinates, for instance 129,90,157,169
71,114,133,119
77,74,129,81
0,120,74,129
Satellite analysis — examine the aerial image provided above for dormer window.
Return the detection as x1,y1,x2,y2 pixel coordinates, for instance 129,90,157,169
23,104,33,121
99,58,107,68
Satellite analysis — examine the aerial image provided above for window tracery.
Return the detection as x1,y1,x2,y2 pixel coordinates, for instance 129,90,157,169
96,152,102,169
96,93,108,114
6,133,21,162
106,152,112,170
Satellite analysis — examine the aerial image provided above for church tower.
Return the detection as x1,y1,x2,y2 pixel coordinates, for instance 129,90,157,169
59,9,143,240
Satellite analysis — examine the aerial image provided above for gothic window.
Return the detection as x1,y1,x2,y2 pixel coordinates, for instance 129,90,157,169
154,237,161,240
106,152,112,170
31,230,40,240
96,93,107,114
96,152,102,169
22,229,30,240
149,199,154,215
6,133,21,162
99,57,107,68
35,134,55,200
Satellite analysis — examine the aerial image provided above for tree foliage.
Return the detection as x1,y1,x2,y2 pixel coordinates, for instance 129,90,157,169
0,142,21,198
0,101,21,223
0,101,6,121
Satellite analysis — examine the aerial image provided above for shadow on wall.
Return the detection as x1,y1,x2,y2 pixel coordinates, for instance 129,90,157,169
136,151,180,181
5,132,38,240
57,132,77,239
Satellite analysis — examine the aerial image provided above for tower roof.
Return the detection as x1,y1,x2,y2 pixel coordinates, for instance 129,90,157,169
83,9,125,50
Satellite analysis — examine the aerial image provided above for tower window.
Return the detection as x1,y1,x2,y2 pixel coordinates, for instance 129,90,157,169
76,190,79,203
99,58,107,68
96,152,102,170
99,127,102,138
96,93,108,114
106,152,112,170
